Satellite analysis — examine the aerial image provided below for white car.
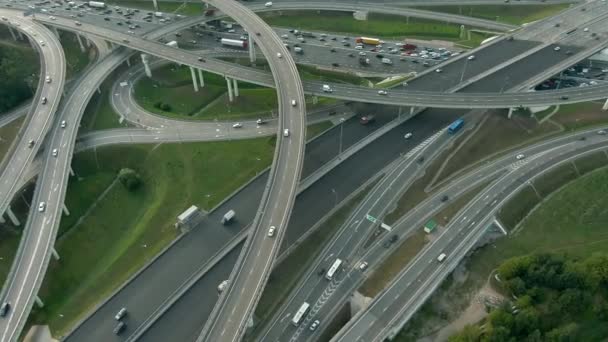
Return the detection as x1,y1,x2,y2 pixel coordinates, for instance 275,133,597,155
584,27,589,32
264,1,273,7
309,320,320,331
267,225,276,237
377,90,388,95
358,51,366,56
516,154,525,160
467,55,475,60
52,149,58,157
554,46,561,51
61,120,67,128
276,52,282,58
281,34,288,39
38,202,46,212
404,132,413,139
291,99,297,106
45,75,52,83
283,128,290,137
435,68,442,73
598,130,606,135
232,123,242,128
358,261,368,271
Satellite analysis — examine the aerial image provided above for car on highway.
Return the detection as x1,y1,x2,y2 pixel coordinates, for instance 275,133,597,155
28,139,35,148
598,130,607,135
256,118,265,125
377,90,388,96
441,195,449,202
516,154,525,160
264,1,273,7
437,253,447,262
75,21,81,26
52,149,58,157
358,261,368,271
435,68,442,73
404,132,413,139
113,321,126,335
283,128,290,137
115,308,127,320
560,95,569,100
61,120,67,128
310,320,320,331
291,99,297,106
45,75,52,83
0,302,10,317
467,55,475,60
41,97,47,105
232,123,242,129
267,226,276,237
276,52,282,58
554,46,561,51
38,202,46,212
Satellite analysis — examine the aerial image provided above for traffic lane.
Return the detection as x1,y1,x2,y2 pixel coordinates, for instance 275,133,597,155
461,44,584,93
67,104,375,341
406,39,541,91
138,243,242,342
281,106,462,251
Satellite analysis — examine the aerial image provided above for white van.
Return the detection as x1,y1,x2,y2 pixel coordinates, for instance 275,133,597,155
283,129,290,137
322,84,333,93
437,253,447,262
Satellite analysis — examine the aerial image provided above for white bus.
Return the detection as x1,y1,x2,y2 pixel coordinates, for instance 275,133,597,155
292,302,310,326
325,258,343,280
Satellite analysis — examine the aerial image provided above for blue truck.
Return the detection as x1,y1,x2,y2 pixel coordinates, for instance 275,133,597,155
448,118,464,134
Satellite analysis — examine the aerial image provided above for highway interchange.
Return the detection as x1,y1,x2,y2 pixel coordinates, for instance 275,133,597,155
0,0,607,341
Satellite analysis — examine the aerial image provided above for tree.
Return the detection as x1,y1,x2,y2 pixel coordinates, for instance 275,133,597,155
448,324,481,342
118,168,142,191
545,323,579,342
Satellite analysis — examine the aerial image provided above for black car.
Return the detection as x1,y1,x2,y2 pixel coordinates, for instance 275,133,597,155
317,268,326,276
375,54,384,58
0,302,10,317
441,195,449,202
389,234,398,243
332,62,340,67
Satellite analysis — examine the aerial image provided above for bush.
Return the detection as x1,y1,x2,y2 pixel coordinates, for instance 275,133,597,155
118,168,142,191
160,103,171,111
153,101,162,109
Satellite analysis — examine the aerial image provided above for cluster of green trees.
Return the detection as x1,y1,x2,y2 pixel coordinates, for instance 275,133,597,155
153,101,172,112
118,168,142,191
0,46,38,112
450,253,608,342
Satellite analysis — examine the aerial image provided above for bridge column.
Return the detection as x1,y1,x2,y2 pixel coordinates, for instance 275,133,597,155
35,296,44,308
17,30,23,40
76,34,86,53
190,66,199,92
62,204,70,216
141,54,152,78
232,79,239,97
69,166,75,177
7,27,17,41
152,0,158,11
226,77,234,102
248,35,256,64
6,206,20,226
507,107,515,119
603,99,608,111
52,27,60,38
198,69,205,88
0,214,5,224
125,58,131,67
51,248,60,260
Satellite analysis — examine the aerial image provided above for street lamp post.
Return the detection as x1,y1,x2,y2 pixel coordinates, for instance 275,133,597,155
338,117,346,154
331,188,338,207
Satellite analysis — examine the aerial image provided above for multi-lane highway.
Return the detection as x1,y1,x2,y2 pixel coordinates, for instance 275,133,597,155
0,11,66,342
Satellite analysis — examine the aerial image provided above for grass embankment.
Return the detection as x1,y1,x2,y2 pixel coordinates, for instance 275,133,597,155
261,11,490,47
249,181,377,339
395,157,608,341
108,0,205,15
411,4,570,25
134,64,339,121
61,32,93,78
28,138,276,336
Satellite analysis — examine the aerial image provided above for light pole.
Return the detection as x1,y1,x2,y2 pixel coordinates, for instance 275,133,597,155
459,58,469,84
338,117,346,154
331,188,338,207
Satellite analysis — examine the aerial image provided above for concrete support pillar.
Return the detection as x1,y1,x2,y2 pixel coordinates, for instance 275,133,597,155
190,66,199,92
6,206,20,226
0,214,5,224
152,0,158,11
51,248,60,260
85,36,91,47
410,107,414,115
603,98,608,111
62,204,70,216
76,34,86,53
52,27,60,38
226,77,234,102
126,58,131,67
248,35,256,63
35,296,44,308
8,27,17,41
141,54,152,78
507,107,515,119
97,87,102,94
232,79,239,97
69,166,75,177
17,30,23,40
197,69,205,88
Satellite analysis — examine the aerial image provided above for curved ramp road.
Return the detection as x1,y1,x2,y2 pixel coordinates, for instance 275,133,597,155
0,12,66,342
195,1,306,341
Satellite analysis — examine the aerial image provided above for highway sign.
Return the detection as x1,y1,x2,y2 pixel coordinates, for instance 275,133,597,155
365,214,378,223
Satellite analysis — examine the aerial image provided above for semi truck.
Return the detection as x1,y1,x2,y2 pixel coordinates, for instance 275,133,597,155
222,209,235,225
88,1,106,8
355,37,380,45
220,38,248,49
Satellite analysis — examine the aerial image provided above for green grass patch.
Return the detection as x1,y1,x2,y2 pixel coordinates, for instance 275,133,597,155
532,105,557,122
79,75,130,132
306,121,333,140
497,185,541,230
262,11,472,42
0,228,23,288
550,102,608,131
532,163,577,197
108,0,206,16
297,65,369,86
28,138,276,336
249,181,377,339
0,41,40,113
360,230,428,297
410,4,570,25
574,151,608,175
60,32,92,78
0,116,25,160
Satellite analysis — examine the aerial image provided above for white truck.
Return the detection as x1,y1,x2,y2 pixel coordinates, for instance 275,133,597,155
222,209,236,225
381,58,393,65
88,1,106,8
